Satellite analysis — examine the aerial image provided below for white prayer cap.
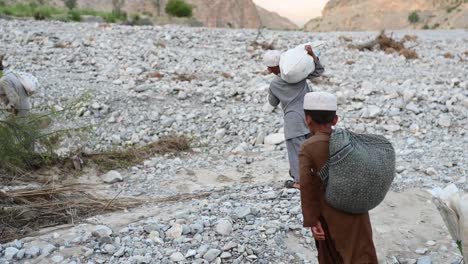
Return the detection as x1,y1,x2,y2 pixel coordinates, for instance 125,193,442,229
263,50,282,67
304,92,337,111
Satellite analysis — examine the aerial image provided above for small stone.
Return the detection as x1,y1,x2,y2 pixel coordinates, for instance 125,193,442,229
161,117,175,127
185,249,197,258
234,207,252,219
425,168,437,176
101,170,123,184
383,124,401,132
103,244,116,255
216,219,233,236
166,224,183,239
215,129,226,139
362,105,382,118
114,247,126,257
417,256,432,264
222,241,238,251
425,240,437,246
415,248,428,255
25,246,41,257
177,91,188,100
51,255,64,263
406,102,420,113
203,249,221,262
220,252,232,259
16,249,25,260
93,225,113,238
4,247,19,260
438,116,452,127
264,133,285,145
170,252,186,262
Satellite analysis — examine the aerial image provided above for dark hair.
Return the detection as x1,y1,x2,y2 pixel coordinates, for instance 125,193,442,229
304,110,336,125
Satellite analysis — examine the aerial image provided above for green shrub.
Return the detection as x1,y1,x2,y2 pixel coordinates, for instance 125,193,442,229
0,113,59,176
408,11,419,24
432,23,440,29
63,0,77,10
165,0,192,18
422,24,429,30
68,9,81,21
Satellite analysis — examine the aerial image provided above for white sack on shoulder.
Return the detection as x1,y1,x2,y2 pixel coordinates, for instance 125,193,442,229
279,47,315,84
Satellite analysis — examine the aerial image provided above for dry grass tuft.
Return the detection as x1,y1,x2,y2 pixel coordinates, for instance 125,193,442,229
82,136,191,172
0,184,142,243
444,52,455,59
173,73,196,82
349,31,418,60
345,60,355,65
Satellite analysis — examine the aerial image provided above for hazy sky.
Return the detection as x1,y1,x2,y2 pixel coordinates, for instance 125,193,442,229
253,0,329,26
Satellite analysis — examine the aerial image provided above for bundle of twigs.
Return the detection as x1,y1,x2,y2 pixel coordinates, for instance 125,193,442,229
0,184,142,243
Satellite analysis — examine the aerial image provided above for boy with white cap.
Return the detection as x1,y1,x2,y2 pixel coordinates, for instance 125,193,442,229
299,92,378,263
263,46,324,189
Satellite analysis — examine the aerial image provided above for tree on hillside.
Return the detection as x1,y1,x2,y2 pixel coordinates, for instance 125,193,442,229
63,0,77,10
165,0,192,18
153,0,161,16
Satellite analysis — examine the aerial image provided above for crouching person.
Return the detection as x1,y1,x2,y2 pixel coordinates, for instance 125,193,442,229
0,57,37,117
299,92,378,264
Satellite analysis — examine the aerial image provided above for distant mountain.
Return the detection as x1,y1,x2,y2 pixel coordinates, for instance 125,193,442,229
3,0,297,30
256,5,297,30
304,0,468,31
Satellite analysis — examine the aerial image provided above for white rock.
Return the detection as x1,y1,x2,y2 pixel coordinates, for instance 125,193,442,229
93,225,113,238
51,255,64,263
4,247,19,260
403,89,416,101
383,125,401,132
264,133,285,145
415,248,428,255
103,244,116,255
215,129,226,139
262,102,275,113
101,170,123,184
406,102,420,113
234,207,252,219
425,240,437,246
417,256,431,264
203,249,221,262
220,252,232,259
215,219,233,236
170,252,186,262
438,116,452,127
166,224,183,239
425,167,437,176
185,249,197,258
177,91,188,100
362,105,382,118
361,80,374,95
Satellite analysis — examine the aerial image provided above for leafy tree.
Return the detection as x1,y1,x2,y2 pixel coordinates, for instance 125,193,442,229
165,0,192,18
63,0,77,10
408,11,420,24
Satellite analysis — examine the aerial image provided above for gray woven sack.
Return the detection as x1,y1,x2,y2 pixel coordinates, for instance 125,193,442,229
319,128,395,214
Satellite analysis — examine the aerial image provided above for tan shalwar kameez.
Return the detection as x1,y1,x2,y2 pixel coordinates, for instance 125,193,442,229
299,132,378,264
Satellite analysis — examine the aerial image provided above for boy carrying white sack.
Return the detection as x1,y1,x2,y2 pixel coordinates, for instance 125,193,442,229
263,45,324,189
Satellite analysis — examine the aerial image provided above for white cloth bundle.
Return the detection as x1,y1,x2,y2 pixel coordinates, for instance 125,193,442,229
430,184,467,261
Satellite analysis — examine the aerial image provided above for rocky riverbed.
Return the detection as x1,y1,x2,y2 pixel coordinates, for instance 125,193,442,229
0,19,467,263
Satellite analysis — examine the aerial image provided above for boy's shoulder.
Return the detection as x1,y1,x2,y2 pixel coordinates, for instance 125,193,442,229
301,133,330,151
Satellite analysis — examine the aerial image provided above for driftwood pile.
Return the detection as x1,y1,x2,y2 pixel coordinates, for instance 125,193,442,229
349,31,418,59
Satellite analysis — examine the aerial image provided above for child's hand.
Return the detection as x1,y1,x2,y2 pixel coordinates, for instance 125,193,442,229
312,221,326,241
305,45,318,60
